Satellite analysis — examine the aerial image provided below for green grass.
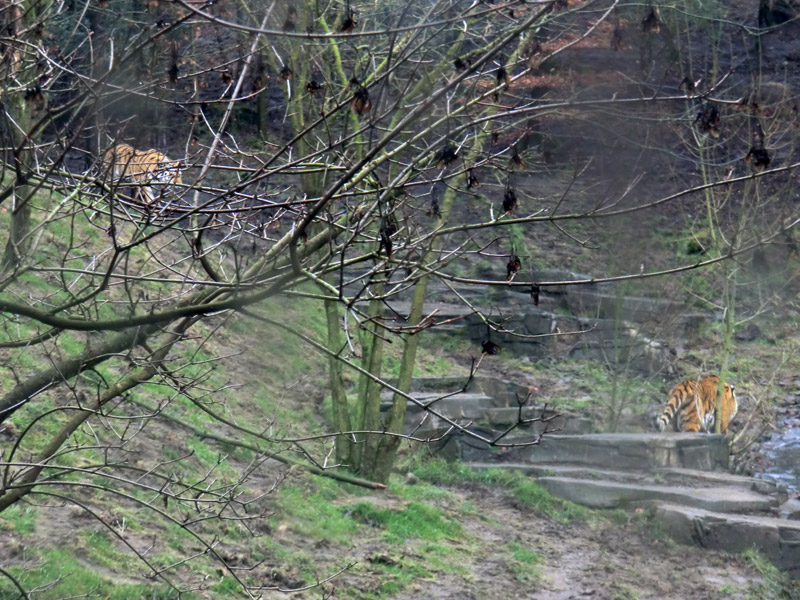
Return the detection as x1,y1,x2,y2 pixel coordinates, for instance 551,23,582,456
612,585,640,600
743,548,800,600
348,556,434,599
0,175,472,600
265,476,470,599
81,529,139,572
410,458,591,524
510,541,541,565
382,354,403,379
483,355,663,425
418,542,472,576
0,504,37,534
184,436,237,479
719,583,742,595
347,501,462,542
508,541,542,582
374,561,432,595
420,330,473,355
381,349,459,380
0,286,338,598
390,477,452,502
6,394,65,453
210,576,242,595
274,480,361,542
0,548,189,600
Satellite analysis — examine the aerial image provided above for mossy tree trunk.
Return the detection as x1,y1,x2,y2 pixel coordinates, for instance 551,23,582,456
323,284,353,465
353,281,388,475
275,0,361,466
1,0,48,270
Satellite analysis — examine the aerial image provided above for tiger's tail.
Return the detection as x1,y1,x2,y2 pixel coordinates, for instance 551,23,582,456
655,382,691,432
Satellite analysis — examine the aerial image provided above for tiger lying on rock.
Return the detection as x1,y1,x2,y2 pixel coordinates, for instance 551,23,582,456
655,375,737,434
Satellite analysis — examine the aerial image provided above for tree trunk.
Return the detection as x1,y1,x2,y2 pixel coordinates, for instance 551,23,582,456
1,0,49,269
352,285,385,474
256,53,267,138
371,272,429,481
716,255,737,432
323,275,353,465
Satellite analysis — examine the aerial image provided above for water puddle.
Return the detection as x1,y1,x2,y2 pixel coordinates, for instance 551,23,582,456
757,412,800,491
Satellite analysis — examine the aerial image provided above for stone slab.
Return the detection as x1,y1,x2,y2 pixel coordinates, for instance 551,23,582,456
424,323,467,335
380,391,494,404
388,376,531,399
384,301,474,323
655,468,781,495
465,462,653,484
654,502,800,574
530,269,595,295
778,498,800,520
565,287,686,322
537,476,776,513
465,463,780,496
383,395,495,421
510,433,730,471
484,407,592,434
465,314,554,355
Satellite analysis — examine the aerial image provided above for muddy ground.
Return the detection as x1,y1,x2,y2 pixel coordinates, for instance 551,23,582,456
260,479,767,600
0,475,769,600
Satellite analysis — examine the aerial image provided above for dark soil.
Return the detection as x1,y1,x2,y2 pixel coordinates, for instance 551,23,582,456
264,482,763,599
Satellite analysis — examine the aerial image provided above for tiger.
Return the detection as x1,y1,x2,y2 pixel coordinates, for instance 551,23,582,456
103,143,183,203
655,375,738,434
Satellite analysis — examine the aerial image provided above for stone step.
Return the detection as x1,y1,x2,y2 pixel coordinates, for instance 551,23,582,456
565,287,691,323
465,462,650,484
536,476,776,513
387,376,531,398
483,407,593,434
379,393,496,420
385,399,591,436
653,503,800,575
485,433,731,471
464,463,781,496
655,467,782,496
379,391,492,403
465,312,555,358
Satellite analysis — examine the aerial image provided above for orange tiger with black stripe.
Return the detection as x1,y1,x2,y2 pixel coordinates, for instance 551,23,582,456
103,143,183,203
655,375,737,434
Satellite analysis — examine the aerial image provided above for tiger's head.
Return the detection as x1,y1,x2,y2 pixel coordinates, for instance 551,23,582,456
150,157,184,187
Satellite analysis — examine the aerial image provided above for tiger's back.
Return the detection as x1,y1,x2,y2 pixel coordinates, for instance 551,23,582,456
655,375,737,433
103,143,183,201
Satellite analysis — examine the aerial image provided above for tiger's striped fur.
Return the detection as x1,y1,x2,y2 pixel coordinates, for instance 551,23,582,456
103,143,183,203
655,375,737,434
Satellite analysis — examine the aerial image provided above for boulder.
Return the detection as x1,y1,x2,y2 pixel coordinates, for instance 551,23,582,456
777,498,800,520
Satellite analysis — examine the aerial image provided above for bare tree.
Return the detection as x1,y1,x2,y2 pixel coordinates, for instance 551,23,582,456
2,0,800,595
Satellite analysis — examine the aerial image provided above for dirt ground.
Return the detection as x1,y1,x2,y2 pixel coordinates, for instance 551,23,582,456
253,479,766,600
0,452,773,600
445,493,756,600
444,489,757,600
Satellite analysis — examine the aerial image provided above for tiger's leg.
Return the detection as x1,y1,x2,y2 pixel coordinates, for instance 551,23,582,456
682,420,701,432
702,412,716,433
718,413,728,434
678,398,702,432
141,185,156,205
674,396,699,432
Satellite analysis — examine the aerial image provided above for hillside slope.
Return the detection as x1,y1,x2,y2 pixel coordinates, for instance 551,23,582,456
1,304,793,600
